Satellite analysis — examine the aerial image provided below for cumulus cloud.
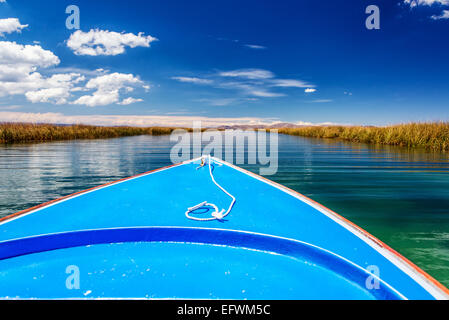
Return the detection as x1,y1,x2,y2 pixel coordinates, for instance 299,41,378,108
0,41,59,68
0,18,28,36
431,9,449,18
25,71,147,106
219,68,274,79
67,29,157,56
171,76,213,84
73,72,145,107
25,73,85,104
0,41,60,97
404,0,449,7
304,88,316,93
0,40,147,106
0,41,93,105
118,97,143,105
403,0,449,20
25,88,70,104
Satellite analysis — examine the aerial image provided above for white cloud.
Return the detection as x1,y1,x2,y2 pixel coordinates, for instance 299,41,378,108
73,92,118,107
304,88,316,93
0,111,342,127
25,73,85,104
248,90,285,97
49,67,105,77
216,81,283,98
0,42,91,105
218,72,314,97
171,76,213,84
272,79,312,88
308,99,332,103
0,18,28,36
73,72,145,107
404,0,449,7
195,97,259,107
403,1,449,19
219,68,274,79
67,29,157,56
244,44,266,50
294,120,337,126
25,88,69,105
0,105,21,110
0,41,61,97
0,38,148,106
118,97,143,105
84,72,141,91
195,98,238,106
0,41,59,68
431,9,449,18
0,111,276,127
172,68,316,100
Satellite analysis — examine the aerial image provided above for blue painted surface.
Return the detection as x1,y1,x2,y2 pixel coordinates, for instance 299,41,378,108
0,159,438,299
0,242,376,300
0,227,402,299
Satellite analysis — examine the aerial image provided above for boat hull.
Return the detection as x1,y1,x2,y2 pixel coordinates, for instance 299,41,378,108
0,157,447,299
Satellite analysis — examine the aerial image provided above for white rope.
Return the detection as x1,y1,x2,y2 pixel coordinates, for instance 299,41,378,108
185,155,236,221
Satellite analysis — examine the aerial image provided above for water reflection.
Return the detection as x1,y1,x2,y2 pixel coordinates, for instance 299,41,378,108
0,136,174,216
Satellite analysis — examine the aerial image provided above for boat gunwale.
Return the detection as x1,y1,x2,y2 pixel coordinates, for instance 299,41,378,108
0,159,192,225
1,156,448,299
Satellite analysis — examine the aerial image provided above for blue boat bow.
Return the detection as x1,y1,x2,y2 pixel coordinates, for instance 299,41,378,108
0,157,447,300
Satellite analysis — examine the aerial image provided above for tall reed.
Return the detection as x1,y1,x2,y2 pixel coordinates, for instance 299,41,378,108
276,122,449,152
0,123,180,144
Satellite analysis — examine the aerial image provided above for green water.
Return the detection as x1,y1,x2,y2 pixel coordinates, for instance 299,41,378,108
0,134,448,287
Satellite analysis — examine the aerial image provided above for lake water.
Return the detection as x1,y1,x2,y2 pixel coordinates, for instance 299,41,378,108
1,134,448,287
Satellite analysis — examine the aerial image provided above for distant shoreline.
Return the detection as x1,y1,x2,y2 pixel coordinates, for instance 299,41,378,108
276,122,449,152
1,122,448,152
0,123,180,144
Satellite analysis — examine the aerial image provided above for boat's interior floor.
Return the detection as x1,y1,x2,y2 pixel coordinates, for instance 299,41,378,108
0,158,439,299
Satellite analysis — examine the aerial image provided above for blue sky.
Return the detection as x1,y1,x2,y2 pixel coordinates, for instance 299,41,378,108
0,0,449,126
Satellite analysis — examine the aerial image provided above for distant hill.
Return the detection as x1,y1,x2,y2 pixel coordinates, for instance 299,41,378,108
214,122,320,130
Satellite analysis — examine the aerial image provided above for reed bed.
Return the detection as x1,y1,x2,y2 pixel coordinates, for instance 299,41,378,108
3,122,449,151
276,122,449,152
0,123,180,144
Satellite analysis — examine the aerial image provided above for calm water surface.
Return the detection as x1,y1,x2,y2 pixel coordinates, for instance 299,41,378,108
1,134,448,287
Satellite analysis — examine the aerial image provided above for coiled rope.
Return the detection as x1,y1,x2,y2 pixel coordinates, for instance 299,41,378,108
185,155,236,221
